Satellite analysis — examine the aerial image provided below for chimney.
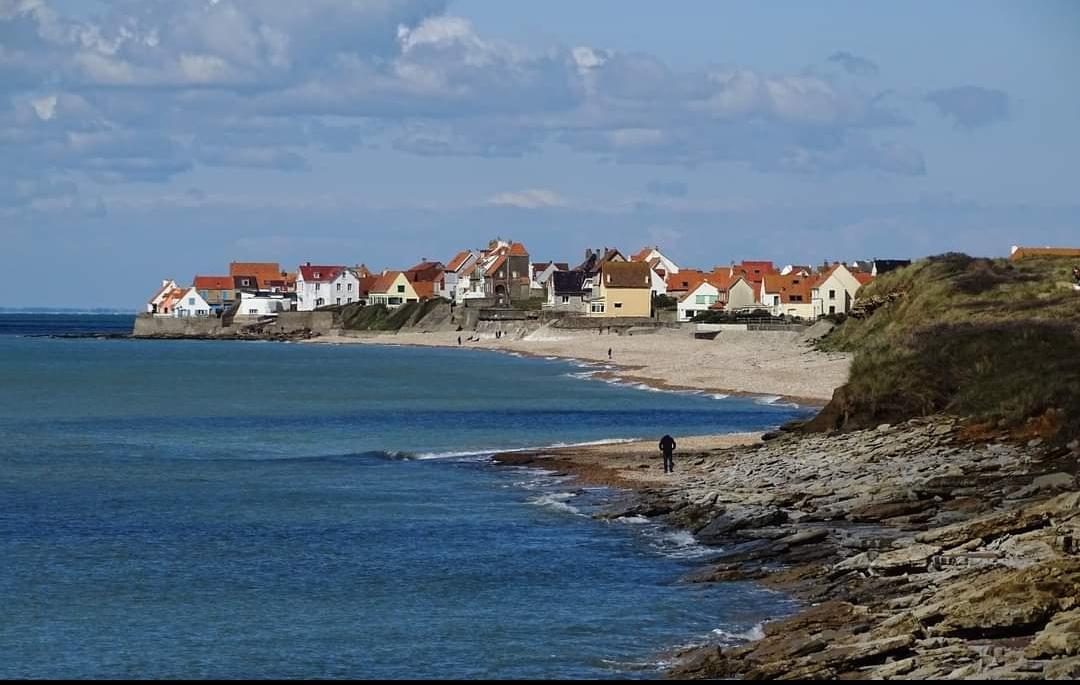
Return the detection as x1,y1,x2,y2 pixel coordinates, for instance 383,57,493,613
305,261,311,267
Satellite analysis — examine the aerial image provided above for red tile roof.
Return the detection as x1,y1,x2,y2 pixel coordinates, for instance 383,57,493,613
762,273,814,303
369,271,403,294
853,272,874,285
666,269,709,292
412,281,436,299
229,262,281,284
447,250,473,272
299,265,345,283
194,275,233,290
508,242,529,257
632,247,655,262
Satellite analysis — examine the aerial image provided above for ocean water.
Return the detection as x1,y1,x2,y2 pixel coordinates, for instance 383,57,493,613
0,315,806,678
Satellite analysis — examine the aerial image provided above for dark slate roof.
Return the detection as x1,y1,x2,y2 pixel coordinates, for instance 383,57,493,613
551,270,589,294
872,259,912,274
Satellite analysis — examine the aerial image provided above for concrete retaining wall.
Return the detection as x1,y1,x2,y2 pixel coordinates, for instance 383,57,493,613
133,314,227,337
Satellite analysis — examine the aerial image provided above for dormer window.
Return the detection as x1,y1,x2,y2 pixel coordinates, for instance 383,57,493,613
314,272,321,279
241,279,250,287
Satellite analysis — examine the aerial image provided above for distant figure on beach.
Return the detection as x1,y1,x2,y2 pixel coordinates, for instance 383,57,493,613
659,434,677,473
458,336,462,346
607,347,612,360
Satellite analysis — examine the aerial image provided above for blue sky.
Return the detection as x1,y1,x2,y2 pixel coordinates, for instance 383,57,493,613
2,0,1078,308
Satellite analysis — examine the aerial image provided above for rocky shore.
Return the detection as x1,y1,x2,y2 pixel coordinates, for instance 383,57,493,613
494,419,1080,679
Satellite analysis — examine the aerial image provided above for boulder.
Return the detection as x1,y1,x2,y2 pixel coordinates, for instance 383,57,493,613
695,507,787,544
932,560,1080,637
1025,608,1080,658
870,543,942,573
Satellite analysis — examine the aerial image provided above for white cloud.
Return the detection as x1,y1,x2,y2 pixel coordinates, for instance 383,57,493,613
486,189,567,209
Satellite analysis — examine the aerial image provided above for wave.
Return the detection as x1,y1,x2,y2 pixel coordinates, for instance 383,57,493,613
647,529,718,560
402,437,641,461
753,395,800,408
528,491,584,516
712,622,766,643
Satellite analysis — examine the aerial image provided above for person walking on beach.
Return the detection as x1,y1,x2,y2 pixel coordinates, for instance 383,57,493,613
458,336,462,346
607,347,612,360
659,434,677,473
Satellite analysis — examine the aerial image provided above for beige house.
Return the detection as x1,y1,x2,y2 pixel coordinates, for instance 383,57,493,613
368,271,421,308
588,261,652,317
811,264,872,316
724,277,759,311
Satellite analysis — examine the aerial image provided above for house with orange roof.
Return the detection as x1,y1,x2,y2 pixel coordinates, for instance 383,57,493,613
155,287,188,317
442,250,479,301
810,263,870,317
146,279,179,314
368,271,423,308
761,273,815,319
192,275,236,314
466,239,531,304
229,262,283,289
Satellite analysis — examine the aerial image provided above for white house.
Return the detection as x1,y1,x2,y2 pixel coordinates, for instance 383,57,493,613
441,250,478,301
648,264,669,297
172,287,211,318
296,264,357,311
677,281,722,322
237,291,293,317
632,246,680,275
147,279,179,314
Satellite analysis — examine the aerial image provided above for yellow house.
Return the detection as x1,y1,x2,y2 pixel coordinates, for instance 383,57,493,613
588,261,652,317
368,271,420,308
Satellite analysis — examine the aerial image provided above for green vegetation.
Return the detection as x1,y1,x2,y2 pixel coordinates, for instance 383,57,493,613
813,254,1080,439
652,293,678,311
690,308,777,323
338,298,449,331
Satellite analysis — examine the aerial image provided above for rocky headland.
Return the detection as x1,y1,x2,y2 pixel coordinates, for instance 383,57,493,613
495,418,1080,679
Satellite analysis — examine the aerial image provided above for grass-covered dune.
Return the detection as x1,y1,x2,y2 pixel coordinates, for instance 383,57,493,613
810,253,1080,440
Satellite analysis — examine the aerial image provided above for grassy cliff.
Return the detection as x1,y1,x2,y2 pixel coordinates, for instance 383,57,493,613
336,298,449,331
811,254,1080,439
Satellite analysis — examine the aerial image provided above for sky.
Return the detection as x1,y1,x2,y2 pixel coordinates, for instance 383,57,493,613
2,0,1078,308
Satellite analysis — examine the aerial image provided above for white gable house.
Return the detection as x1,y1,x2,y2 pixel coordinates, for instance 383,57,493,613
172,287,211,318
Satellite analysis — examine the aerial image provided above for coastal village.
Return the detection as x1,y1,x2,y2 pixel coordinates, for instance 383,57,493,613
145,238,920,324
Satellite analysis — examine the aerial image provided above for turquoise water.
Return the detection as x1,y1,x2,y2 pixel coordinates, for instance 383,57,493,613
0,316,805,678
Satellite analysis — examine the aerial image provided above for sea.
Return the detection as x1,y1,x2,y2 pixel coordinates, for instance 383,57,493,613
0,314,809,679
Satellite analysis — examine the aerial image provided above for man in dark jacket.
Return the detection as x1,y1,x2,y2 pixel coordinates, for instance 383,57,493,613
659,434,677,473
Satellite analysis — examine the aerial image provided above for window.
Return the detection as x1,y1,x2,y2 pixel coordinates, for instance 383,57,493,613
561,295,569,304
315,283,320,291
696,294,706,305
248,309,258,315
397,285,405,293
200,290,209,298
314,272,321,279
336,298,341,305
188,297,195,305
336,283,341,291
614,302,622,309
773,296,780,305
316,298,324,307
791,295,803,302
347,283,353,291
347,298,353,303
241,279,250,287
591,302,605,313
829,305,836,314
829,289,836,299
